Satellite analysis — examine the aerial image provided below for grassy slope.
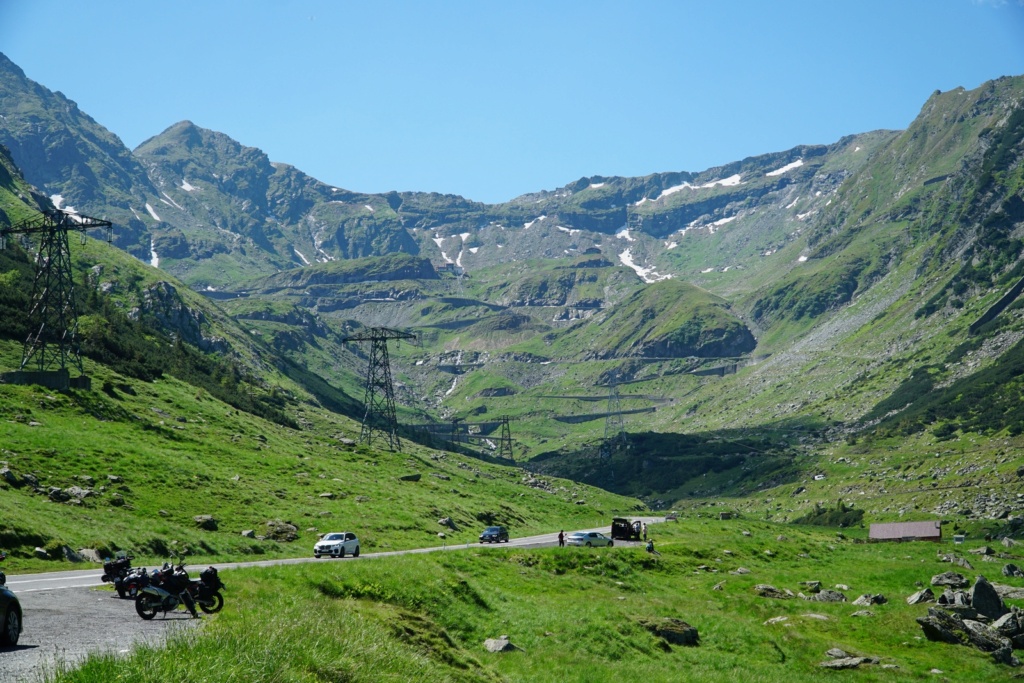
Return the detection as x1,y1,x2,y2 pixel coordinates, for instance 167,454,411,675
0,334,640,574
47,518,1024,682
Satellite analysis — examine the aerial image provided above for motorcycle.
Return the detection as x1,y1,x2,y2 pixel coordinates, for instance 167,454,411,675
100,553,134,598
135,561,224,619
117,566,151,599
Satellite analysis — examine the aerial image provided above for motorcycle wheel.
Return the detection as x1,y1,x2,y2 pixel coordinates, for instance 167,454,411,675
116,583,128,599
199,591,224,614
135,594,160,620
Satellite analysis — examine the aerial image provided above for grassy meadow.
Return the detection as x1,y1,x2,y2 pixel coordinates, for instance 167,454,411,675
43,517,1024,682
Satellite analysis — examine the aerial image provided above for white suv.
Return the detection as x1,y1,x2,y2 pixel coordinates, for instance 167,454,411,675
313,532,360,558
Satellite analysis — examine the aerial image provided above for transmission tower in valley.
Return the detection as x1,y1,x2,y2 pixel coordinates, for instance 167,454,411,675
0,209,112,389
496,415,514,462
600,374,628,458
342,327,416,452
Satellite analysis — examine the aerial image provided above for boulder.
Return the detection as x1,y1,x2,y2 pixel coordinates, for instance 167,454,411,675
917,607,1011,653
193,515,218,531
938,588,970,606
265,519,299,542
107,474,122,483
438,517,458,530
241,529,256,538
820,657,870,670
993,611,1024,649
33,547,48,560
850,610,875,617
968,546,994,556
799,580,822,593
638,617,700,646
398,473,421,482
809,590,847,603
1002,564,1024,578
852,594,887,606
0,466,21,487
66,486,93,499
110,493,125,507
318,492,335,499
483,635,521,653
60,545,83,562
48,487,70,502
1002,537,1017,549
931,571,969,588
970,575,1008,620
754,584,791,599
825,648,849,658
77,548,102,563
907,588,935,605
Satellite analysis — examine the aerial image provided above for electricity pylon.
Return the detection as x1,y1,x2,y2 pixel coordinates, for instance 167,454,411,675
0,209,112,374
342,327,416,451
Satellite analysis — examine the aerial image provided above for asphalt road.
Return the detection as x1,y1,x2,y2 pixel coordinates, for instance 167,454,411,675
0,518,664,681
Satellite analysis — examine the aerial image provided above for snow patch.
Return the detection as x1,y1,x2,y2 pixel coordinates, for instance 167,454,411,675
294,248,311,265
50,194,64,209
854,146,861,152
557,226,581,235
701,267,715,273
130,207,142,221
459,232,470,241
797,211,815,220
665,241,678,250
469,247,479,254
786,197,800,209
364,204,374,212
149,238,159,268
145,203,162,222
702,174,742,188
634,196,651,206
618,248,671,283
798,255,808,262
616,228,635,242
524,215,546,229
657,182,694,199
445,377,459,396
181,179,197,192
765,159,803,176
589,182,605,189
162,192,184,211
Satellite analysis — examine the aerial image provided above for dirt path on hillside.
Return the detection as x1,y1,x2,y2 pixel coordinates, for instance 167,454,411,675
0,587,197,683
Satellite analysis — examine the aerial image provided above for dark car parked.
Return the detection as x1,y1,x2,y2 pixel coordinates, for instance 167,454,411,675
0,552,22,646
479,526,510,543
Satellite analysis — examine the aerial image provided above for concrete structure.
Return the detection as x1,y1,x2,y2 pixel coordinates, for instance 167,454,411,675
869,520,942,542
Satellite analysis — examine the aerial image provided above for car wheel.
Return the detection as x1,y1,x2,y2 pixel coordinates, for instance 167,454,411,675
353,546,360,557
608,541,614,547
338,547,345,558
199,591,224,614
585,542,592,547
314,554,321,559
135,594,159,621
1,608,20,646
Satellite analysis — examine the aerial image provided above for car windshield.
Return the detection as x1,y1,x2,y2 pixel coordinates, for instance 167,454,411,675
484,527,503,533
569,533,586,538
323,533,344,541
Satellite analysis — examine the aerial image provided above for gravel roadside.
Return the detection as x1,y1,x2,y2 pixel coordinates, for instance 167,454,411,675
0,587,198,683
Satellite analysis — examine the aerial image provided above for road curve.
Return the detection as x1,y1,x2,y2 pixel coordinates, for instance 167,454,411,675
0,517,664,682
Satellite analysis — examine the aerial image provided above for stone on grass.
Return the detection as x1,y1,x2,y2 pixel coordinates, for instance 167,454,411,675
764,616,788,625
825,648,849,659
754,584,790,599
931,571,969,588
1002,563,1024,578
484,635,521,653
193,515,218,531
265,519,299,542
850,610,874,617
398,473,421,482
969,575,1008,620
808,589,847,603
968,546,994,556
907,588,935,605
33,547,48,560
241,530,255,538
77,548,102,563
917,607,1013,660
853,594,886,606
799,580,822,593
820,657,870,669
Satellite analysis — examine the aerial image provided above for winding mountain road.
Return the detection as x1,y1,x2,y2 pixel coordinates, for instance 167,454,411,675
0,518,664,681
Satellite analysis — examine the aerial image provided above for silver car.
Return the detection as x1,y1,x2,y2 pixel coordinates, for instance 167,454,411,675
566,531,614,547
313,532,360,558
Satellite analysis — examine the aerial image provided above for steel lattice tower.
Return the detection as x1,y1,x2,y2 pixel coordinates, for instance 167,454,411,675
496,415,514,462
1,210,112,374
600,374,627,458
342,327,416,451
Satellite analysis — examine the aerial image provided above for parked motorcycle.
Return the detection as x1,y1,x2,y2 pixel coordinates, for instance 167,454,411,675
135,561,224,619
117,566,151,599
100,553,134,599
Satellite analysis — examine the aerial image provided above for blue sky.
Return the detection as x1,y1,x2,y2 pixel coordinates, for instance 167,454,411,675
2,1,1024,203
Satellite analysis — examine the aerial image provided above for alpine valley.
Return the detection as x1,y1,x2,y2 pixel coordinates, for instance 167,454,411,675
3,49,1024,681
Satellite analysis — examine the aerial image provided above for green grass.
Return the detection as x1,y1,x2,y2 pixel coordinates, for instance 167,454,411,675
45,518,1024,682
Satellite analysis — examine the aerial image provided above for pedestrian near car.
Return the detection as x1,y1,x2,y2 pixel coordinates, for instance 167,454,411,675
642,522,647,541
646,539,660,556
558,530,565,547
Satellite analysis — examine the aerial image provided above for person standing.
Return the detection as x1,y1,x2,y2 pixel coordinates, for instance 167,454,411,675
642,522,648,541
558,530,565,547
